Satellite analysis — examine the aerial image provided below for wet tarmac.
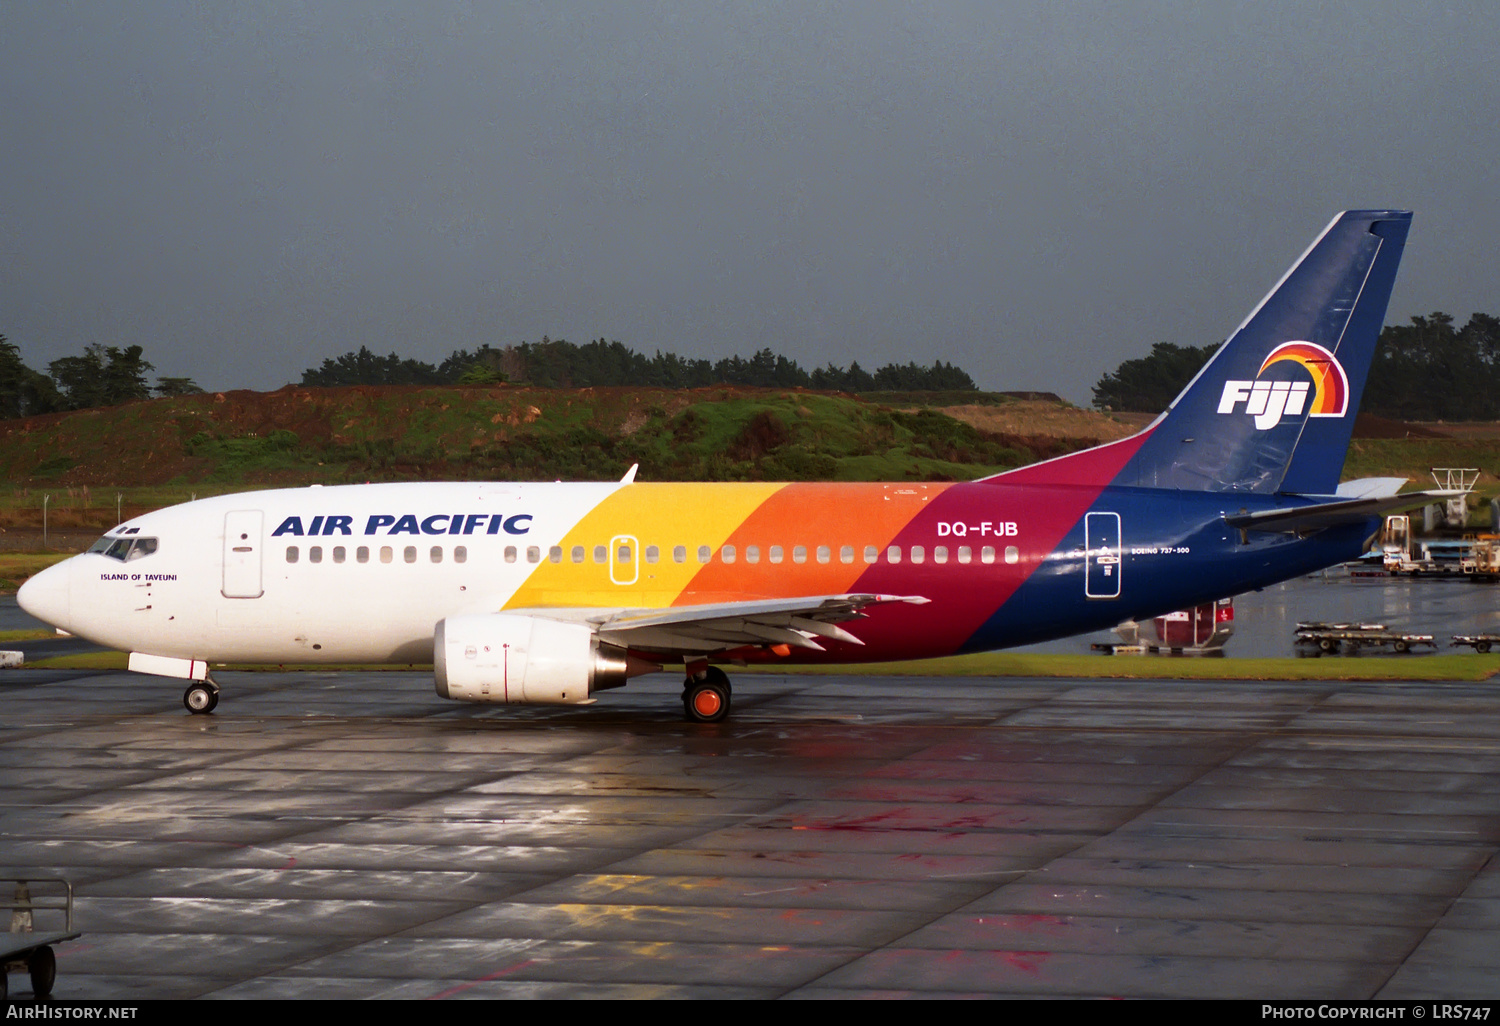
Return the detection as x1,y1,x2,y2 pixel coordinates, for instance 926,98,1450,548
2,666,1499,999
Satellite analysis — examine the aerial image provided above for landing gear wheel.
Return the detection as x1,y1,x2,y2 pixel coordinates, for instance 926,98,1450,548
1478,641,1492,653
1394,639,1410,653
184,681,219,714
28,945,55,998
682,667,732,723
683,681,731,723
1318,638,1338,652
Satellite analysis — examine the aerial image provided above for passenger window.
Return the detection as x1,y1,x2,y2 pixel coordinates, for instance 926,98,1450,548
572,545,585,563
840,545,854,564
794,545,808,564
722,545,736,564
981,546,995,564
645,545,659,564
958,546,972,564
357,546,370,563
380,546,393,564
698,545,710,563
454,546,467,563
864,545,878,564
549,546,562,563
594,545,607,564
934,546,948,564
769,545,783,564
616,544,631,563
505,546,517,563
746,545,760,564
333,546,346,563
887,546,901,564
430,546,443,563
528,546,541,563
673,545,686,563
309,546,322,564
404,546,417,563
911,546,925,564
286,546,299,563
1005,545,1020,565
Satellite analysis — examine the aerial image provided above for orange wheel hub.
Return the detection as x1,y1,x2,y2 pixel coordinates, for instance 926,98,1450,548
692,689,722,718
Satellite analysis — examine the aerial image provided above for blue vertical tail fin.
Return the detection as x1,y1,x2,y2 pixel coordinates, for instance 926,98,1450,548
1112,210,1412,495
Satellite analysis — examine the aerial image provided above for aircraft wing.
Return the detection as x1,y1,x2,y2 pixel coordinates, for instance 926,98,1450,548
1222,490,1462,534
511,594,930,655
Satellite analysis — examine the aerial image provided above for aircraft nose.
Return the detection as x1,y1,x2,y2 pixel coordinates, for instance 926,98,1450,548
17,559,71,632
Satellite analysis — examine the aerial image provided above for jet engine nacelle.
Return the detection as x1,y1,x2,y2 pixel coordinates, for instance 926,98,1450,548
434,613,638,705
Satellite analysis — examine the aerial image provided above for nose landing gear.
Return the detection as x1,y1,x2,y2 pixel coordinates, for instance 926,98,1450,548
183,679,220,714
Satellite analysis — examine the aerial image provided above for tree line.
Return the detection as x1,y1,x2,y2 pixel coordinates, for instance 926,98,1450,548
0,333,977,421
0,337,202,419
1092,312,1500,421
300,337,978,392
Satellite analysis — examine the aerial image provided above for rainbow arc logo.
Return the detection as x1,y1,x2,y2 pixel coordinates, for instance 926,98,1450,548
1215,341,1349,430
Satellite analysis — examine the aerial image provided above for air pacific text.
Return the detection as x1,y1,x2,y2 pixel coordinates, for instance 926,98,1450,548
271,514,533,537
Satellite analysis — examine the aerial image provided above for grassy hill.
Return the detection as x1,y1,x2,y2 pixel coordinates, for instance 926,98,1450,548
1,386,1494,539
0,385,1135,489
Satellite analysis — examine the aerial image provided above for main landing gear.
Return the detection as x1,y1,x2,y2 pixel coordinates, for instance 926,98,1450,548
183,678,220,715
682,666,731,723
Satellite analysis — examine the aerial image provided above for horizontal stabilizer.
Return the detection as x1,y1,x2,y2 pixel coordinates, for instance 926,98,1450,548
1335,477,1411,499
1223,491,1462,534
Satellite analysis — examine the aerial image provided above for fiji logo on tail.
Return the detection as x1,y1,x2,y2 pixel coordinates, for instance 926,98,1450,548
1216,341,1349,430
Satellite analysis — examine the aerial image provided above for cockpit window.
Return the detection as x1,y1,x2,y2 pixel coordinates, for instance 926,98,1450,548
91,536,159,562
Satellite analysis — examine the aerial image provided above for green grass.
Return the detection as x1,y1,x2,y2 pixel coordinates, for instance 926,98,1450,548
0,483,252,516
0,552,73,592
0,629,51,642
24,651,130,670
1343,438,1498,490
735,651,1500,681
21,649,1500,681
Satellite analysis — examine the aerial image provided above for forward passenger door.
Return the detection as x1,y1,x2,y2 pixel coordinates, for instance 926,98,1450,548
222,510,264,599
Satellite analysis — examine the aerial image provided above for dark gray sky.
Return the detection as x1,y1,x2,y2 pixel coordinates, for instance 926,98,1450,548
3,1,1496,404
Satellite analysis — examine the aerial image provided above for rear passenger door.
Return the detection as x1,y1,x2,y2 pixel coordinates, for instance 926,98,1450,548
1084,512,1122,599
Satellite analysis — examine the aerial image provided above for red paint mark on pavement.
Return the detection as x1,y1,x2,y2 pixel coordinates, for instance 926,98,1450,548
997,950,1050,975
427,958,538,999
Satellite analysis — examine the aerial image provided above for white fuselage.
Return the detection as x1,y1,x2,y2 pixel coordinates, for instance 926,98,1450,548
30,482,633,664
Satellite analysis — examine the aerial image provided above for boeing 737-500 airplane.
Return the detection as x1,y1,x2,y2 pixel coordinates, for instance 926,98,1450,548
19,211,1436,721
